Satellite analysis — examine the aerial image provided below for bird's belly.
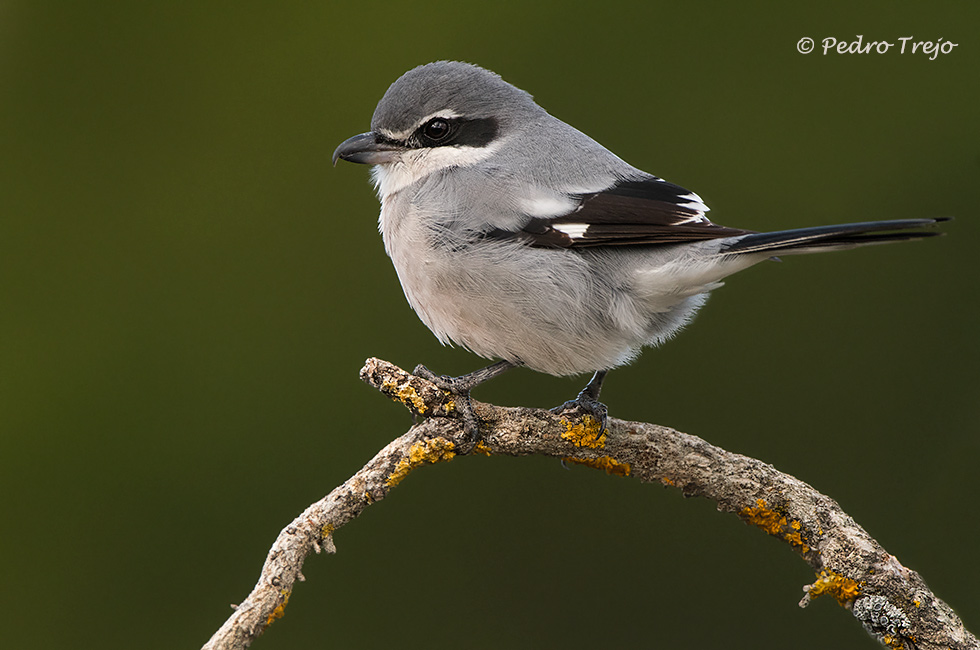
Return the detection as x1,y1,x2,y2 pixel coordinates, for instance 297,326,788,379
385,233,706,375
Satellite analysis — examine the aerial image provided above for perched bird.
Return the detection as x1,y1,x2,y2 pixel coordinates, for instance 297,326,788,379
333,61,946,442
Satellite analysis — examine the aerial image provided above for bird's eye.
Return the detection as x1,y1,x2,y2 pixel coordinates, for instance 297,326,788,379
422,118,452,142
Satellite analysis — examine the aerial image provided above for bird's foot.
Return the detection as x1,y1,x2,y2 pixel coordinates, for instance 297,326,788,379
551,392,609,436
413,364,483,452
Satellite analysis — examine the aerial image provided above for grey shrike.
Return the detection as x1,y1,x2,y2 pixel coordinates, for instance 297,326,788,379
333,61,947,443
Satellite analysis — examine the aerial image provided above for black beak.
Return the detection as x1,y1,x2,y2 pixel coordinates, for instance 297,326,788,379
332,131,406,166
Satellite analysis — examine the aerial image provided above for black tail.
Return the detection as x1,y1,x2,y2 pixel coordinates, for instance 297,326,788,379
722,217,950,256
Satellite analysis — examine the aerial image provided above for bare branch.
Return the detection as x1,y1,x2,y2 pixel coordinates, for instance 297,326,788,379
203,358,977,650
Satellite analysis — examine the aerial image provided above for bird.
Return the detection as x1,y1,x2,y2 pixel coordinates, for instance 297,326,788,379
333,60,947,444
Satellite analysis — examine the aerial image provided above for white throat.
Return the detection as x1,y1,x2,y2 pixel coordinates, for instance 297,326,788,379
371,141,503,200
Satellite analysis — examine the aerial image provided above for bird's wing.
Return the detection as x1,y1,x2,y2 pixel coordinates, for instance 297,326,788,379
487,177,752,248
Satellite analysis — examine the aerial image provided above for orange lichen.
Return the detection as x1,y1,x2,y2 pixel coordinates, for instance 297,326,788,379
265,590,290,628
806,570,861,606
386,437,456,487
472,440,493,456
560,416,606,449
381,377,428,414
739,499,810,553
562,455,631,477
784,519,807,550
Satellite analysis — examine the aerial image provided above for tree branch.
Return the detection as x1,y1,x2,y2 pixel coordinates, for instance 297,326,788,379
202,358,977,650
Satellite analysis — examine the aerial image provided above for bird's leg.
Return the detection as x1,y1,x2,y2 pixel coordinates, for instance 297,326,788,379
551,370,609,432
412,360,517,451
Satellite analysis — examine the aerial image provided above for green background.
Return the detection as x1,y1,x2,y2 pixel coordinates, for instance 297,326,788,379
2,2,977,648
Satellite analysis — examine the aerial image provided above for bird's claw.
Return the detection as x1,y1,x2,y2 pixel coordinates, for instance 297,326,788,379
412,364,482,452
551,394,609,433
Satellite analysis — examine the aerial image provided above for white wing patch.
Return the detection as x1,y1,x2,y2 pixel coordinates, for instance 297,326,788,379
552,223,590,239
678,191,710,215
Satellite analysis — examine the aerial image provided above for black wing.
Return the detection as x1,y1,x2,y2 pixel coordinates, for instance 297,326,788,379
490,177,752,248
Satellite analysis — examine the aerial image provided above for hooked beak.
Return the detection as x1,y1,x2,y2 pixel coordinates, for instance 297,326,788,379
332,131,406,166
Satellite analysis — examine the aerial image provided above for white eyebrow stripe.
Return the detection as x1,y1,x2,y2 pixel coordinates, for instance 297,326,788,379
380,110,463,141
552,223,590,238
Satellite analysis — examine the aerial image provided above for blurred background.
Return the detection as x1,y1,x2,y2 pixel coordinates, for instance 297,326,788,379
2,2,977,648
